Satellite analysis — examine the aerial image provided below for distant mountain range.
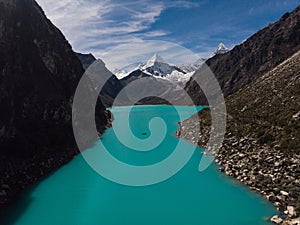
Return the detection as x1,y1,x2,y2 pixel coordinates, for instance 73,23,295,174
119,54,204,86
76,43,229,97
138,54,183,76
77,52,206,106
114,54,204,82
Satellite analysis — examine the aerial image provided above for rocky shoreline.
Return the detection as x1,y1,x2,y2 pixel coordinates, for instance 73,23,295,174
0,118,112,217
0,150,77,213
177,114,300,224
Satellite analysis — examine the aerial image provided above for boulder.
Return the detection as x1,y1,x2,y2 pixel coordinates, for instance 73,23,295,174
287,206,296,217
280,191,289,196
283,217,300,225
271,215,283,224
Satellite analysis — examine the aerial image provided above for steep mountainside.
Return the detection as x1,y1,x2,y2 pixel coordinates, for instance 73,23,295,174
180,50,300,220
225,51,300,153
0,0,110,210
76,53,125,107
186,5,300,105
76,52,97,70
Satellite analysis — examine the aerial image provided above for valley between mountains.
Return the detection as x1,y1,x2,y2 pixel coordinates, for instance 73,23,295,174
0,0,299,224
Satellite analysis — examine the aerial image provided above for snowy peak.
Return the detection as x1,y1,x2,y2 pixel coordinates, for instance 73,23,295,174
148,54,166,64
120,54,207,88
139,54,167,69
215,42,229,55
115,54,206,79
114,54,171,79
139,54,178,77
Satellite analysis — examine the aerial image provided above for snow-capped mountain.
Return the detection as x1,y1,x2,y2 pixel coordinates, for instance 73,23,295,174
178,58,205,73
113,68,130,79
162,70,194,87
138,54,183,77
114,54,182,79
117,54,205,87
215,42,229,55
113,62,141,79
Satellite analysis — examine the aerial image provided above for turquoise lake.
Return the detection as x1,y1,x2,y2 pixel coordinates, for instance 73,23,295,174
2,105,276,225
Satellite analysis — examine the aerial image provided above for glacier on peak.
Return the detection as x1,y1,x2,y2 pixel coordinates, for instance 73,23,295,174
215,42,229,55
115,54,206,86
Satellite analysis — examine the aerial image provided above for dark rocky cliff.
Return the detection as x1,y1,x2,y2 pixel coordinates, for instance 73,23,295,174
76,52,97,70
186,5,300,105
0,0,110,210
76,53,125,107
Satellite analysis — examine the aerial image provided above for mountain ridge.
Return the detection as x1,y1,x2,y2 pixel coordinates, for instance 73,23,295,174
186,5,300,105
75,53,126,107
76,52,97,70
137,54,185,77
0,0,110,210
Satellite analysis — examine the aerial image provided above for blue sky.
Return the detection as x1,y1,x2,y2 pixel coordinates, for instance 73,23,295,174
36,0,300,60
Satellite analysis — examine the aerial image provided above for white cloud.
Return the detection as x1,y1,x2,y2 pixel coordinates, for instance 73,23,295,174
36,0,200,56
99,40,201,73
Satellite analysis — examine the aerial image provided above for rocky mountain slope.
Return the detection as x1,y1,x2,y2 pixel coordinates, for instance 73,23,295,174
76,53,125,107
179,49,300,223
116,54,204,105
186,5,300,105
120,70,190,106
0,0,110,211
76,52,97,70
222,49,300,217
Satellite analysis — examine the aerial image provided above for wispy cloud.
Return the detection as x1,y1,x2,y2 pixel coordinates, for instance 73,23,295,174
36,0,200,57
35,0,299,63
99,40,201,73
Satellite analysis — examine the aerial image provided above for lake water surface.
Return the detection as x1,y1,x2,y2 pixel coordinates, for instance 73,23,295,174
3,106,276,225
